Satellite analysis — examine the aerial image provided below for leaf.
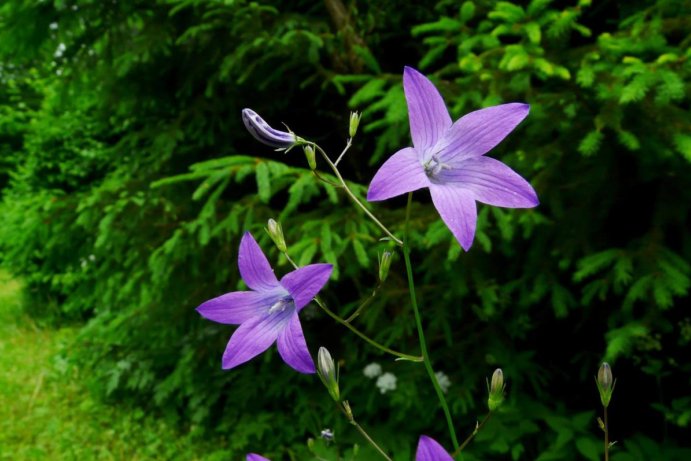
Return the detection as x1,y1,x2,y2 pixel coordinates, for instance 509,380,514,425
255,161,271,203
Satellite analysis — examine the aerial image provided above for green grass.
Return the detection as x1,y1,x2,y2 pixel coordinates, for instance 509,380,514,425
0,271,226,461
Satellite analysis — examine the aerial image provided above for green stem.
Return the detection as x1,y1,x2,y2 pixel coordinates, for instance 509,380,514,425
402,192,460,450
344,283,380,323
341,402,392,461
453,412,492,456
312,143,403,246
604,406,609,461
283,252,422,362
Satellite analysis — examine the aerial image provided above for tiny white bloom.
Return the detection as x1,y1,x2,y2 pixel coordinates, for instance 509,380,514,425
435,371,451,394
363,362,382,379
375,372,397,394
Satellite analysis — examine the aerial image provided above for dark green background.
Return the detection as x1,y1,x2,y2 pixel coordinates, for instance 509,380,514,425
1,0,689,459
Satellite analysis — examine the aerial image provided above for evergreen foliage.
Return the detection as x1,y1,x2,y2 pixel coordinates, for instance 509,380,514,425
1,0,690,459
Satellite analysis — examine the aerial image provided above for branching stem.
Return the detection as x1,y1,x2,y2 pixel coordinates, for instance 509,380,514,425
453,412,493,456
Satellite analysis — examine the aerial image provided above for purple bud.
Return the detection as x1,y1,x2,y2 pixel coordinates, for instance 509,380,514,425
241,108,297,148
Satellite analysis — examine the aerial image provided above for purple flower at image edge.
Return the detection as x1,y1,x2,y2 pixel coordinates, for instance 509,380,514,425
416,435,454,461
367,66,539,251
197,232,332,373
247,454,271,461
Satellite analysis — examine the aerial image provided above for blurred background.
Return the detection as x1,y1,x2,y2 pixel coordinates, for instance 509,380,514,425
1,0,690,460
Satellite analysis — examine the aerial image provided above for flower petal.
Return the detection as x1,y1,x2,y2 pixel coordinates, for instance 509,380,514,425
247,454,271,461
437,157,539,208
242,108,296,149
367,147,429,201
415,436,454,461
221,311,290,370
276,314,315,374
437,103,530,163
404,67,452,151
196,289,282,325
238,232,280,292
280,263,333,310
429,184,477,251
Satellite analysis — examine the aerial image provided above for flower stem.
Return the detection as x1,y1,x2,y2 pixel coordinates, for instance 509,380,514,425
344,283,380,323
604,406,609,461
283,252,422,362
334,137,353,166
341,402,392,461
453,412,492,456
402,192,460,451
311,143,403,246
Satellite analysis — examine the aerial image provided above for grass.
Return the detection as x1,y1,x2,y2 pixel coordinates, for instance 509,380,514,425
0,271,226,461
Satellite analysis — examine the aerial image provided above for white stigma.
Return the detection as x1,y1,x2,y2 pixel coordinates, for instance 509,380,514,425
268,297,292,315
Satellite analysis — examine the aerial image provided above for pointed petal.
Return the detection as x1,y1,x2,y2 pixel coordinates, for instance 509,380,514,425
437,103,529,163
277,314,315,374
367,147,429,201
439,157,538,208
280,263,332,310
403,66,452,151
238,232,279,291
221,311,290,370
429,184,477,251
197,289,282,325
415,436,454,461
247,454,271,461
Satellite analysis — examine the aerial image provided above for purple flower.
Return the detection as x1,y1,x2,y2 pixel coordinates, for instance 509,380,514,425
367,67,538,250
242,108,298,149
416,435,454,461
246,454,271,461
197,232,332,373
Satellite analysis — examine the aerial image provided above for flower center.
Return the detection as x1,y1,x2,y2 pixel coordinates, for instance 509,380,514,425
268,295,294,315
423,154,448,179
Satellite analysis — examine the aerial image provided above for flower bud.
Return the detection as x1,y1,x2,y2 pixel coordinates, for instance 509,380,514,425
349,111,361,138
487,368,505,411
265,218,287,253
242,108,297,149
378,251,393,282
596,362,615,408
317,347,340,402
304,145,316,170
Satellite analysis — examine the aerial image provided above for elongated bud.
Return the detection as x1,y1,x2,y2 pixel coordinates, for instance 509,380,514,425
378,251,393,282
304,145,316,170
265,219,287,253
487,368,505,411
317,347,340,402
596,362,615,408
349,111,361,138
342,400,353,421
242,108,297,149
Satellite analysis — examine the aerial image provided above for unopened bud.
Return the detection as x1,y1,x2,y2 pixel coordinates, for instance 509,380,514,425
317,347,340,402
487,368,505,411
242,108,297,149
265,219,287,253
378,251,393,282
342,400,353,421
304,145,316,170
349,111,361,138
596,362,615,408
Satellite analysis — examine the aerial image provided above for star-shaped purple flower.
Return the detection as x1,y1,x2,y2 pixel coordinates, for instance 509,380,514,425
367,66,539,250
247,454,271,461
197,232,332,373
416,435,454,461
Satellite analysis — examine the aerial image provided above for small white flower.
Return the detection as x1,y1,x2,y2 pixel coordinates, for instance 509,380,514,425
435,371,451,394
375,372,397,394
49,22,59,31
363,362,382,379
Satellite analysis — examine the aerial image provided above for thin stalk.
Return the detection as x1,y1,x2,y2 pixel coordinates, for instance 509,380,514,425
341,402,392,461
311,143,403,246
344,283,380,323
402,192,460,450
334,137,353,166
453,412,492,456
604,406,609,461
283,252,422,362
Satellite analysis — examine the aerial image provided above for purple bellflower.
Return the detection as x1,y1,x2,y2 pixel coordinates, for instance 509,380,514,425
416,435,454,461
367,67,539,250
242,108,299,149
197,232,332,373
246,455,271,461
